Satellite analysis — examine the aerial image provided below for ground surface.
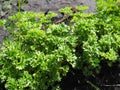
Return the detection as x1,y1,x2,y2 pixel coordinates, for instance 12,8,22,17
22,0,96,13
0,0,96,43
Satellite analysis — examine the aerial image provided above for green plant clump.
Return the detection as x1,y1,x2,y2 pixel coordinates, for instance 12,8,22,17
0,11,77,89
0,0,120,89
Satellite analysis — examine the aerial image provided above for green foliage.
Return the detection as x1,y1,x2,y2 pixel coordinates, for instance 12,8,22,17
73,0,120,75
0,0,120,89
0,11,76,89
59,6,89,17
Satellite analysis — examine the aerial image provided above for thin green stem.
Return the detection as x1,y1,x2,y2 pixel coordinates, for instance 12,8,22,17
18,0,21,12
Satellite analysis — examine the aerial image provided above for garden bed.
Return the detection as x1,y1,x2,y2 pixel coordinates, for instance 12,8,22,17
0,0,120,90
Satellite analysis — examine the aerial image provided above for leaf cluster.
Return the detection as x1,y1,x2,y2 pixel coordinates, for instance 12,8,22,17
0,11,76,89
0,0,120,89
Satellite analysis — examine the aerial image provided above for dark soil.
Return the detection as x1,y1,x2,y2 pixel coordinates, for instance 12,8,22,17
0,0,120,90
60,61,120,90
